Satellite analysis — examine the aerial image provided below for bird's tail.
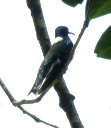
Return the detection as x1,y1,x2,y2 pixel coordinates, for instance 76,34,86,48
27,81,41,95
27,87,34,96
27,83,37,96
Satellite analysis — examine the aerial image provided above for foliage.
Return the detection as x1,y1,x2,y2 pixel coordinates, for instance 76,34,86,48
61,0,83,7
94,26,111,59
61,0,111,59
85,0,111,19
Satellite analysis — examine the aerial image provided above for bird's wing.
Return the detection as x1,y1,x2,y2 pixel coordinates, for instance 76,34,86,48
28,43,60,95
37,40,74,94
35,59,62,94
28,39,73,95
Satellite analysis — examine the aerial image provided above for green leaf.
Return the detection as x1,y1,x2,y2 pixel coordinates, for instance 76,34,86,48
85,0,111,19
94,25,111,59
61,0,83,7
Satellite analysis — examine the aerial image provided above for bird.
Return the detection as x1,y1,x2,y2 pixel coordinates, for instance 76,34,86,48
28,26,74,95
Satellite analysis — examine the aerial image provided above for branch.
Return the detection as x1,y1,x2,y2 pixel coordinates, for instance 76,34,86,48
13,84,53,105
54,79,83,128
0,78,59,128
26,0,51,56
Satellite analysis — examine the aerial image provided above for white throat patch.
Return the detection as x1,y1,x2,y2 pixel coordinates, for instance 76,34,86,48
55,37,63,43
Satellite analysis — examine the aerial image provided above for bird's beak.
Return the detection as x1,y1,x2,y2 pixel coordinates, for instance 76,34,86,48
68,32,75,35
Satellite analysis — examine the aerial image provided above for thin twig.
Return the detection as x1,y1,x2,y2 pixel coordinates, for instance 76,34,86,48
62,0,94,75
13,83,53,106
0,78,59,128
18,106,59,128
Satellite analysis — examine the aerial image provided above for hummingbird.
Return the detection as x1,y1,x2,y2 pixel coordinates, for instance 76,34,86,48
28,26,74,95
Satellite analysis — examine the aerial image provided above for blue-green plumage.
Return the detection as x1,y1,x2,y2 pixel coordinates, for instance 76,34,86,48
28,26,74,95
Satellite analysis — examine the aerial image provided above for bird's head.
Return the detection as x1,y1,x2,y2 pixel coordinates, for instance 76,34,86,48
55,26,74,38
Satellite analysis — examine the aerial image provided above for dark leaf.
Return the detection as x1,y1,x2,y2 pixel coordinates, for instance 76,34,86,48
94,25,111,59
61,0,83,7
85,0,111,19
